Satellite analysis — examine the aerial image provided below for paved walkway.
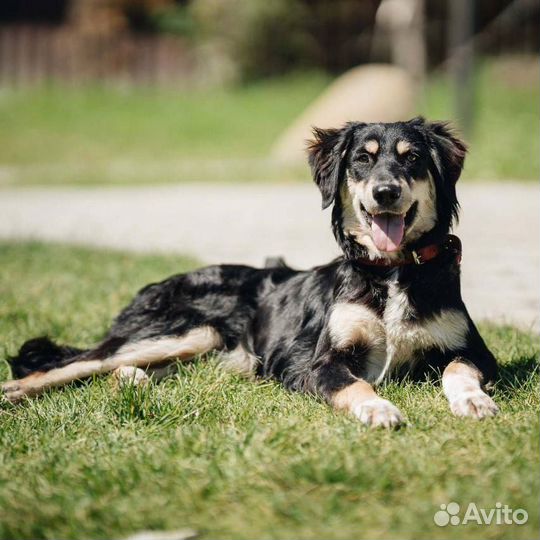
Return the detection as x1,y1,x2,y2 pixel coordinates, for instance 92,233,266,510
0,182,538,331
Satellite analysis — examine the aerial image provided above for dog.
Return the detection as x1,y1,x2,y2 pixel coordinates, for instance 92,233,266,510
2,117,499,428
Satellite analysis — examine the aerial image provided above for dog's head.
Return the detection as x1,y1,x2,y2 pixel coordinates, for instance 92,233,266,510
307,118,466,261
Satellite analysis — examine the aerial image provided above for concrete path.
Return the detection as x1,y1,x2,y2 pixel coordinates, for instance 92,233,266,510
0,182,538,331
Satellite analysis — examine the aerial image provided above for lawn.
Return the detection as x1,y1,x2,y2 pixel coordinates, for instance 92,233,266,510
419,57,539,180
0,73,329,186
0,242,538,540
0,58,537,186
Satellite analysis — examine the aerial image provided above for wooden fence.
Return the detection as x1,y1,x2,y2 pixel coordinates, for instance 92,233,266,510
0,25,195,87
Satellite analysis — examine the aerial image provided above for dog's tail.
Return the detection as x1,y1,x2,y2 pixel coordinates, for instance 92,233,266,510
264,256,289,269
7,335,126,379
8,337,88,378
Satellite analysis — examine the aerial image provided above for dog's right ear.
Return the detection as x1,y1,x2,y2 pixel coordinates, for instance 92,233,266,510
307,124,356,209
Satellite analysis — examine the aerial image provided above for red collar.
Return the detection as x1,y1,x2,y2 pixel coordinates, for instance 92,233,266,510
357,235,462,267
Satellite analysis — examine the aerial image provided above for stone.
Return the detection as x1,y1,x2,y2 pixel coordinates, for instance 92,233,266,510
271,64,416,163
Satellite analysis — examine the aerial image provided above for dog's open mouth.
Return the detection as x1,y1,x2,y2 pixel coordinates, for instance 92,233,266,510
361,202,418,252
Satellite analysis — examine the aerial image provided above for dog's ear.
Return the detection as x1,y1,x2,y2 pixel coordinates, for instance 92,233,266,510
422,120,467,225
307,124,356,209
424,120,467,185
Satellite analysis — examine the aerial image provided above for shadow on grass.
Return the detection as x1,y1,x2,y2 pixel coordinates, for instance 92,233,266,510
497,354,539,391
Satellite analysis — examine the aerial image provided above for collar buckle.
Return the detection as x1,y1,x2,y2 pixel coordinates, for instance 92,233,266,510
411,250,424,265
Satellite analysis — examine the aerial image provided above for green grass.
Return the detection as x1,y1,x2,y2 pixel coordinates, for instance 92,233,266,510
0,58,537,186
0,73,331,163
0,73,328,186
419,59,539,180
0,242,538,540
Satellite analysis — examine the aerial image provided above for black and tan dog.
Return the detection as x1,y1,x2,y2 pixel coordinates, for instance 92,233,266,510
3,118,499,427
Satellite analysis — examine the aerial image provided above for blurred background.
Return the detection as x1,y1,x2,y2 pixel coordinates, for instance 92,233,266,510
0,0,538,328
0,0,538,185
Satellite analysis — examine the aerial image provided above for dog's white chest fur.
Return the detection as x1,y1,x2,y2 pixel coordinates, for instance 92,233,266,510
375,282,468,382
329,281,469,384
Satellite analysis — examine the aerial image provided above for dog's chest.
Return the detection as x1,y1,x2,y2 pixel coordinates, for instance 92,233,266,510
359,282,468,383
379,284,428,375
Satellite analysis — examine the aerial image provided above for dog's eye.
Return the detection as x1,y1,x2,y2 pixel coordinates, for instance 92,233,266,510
406,152,419,163
357,153,371,164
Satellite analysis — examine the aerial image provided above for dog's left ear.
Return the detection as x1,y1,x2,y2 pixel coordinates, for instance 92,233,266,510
425,121,467,185
307,123,357,209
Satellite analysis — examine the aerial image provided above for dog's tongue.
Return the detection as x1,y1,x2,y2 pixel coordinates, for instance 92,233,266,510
371,214,405,252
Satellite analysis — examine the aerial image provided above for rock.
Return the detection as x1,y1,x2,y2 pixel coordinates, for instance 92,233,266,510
271,64,416,163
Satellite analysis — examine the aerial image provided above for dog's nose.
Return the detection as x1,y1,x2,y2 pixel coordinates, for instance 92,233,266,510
373,184,401,206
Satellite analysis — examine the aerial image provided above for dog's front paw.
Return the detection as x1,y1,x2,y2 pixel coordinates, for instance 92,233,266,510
353,398,404,428
1,380,25,404
450,390,499,419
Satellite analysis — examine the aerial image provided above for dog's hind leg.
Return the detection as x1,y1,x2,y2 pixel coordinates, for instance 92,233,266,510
2,326,222,403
